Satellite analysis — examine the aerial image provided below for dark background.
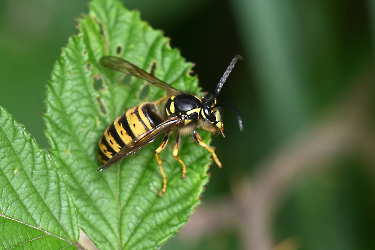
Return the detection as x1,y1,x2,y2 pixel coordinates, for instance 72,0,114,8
1,0,375,249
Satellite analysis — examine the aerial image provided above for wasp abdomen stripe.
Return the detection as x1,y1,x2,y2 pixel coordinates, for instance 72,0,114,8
126,107,148,137
113,115,133,145
118,113,136,139
98,150,109,164
134,105,150,132
142,103,163,128
104,123,126,151
99,136,116,159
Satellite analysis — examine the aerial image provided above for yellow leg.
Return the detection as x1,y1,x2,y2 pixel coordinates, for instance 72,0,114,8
172,132,187,178
155,132,170,197
192,130,222,168
154,95,169,106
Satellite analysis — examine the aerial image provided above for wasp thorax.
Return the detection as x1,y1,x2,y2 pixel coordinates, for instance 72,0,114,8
165,94,201,121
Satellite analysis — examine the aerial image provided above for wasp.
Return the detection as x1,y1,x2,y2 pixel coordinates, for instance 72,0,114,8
98,55,243,197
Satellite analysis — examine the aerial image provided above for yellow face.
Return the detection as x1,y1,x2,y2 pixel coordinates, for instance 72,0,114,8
213,109,224,136
200,107,224,136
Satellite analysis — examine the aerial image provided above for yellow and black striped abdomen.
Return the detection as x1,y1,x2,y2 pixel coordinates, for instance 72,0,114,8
98,103,163,164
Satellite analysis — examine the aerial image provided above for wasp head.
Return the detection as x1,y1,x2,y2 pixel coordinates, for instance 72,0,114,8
200,55,244,136
201,97,224,136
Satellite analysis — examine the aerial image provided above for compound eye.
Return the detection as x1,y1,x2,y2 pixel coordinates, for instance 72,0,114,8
203,107,215,122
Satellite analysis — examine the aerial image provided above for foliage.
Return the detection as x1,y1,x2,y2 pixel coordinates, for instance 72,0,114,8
0,0,212,249
0,106,78,249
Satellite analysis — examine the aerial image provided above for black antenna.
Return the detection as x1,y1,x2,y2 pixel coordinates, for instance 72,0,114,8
216,102,243,131
214,55,242,98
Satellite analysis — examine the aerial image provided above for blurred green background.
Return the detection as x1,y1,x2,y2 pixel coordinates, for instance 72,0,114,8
1,0,375,249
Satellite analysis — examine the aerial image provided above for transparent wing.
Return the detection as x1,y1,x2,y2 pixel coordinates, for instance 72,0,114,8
100,56,182,96
98,116,182,171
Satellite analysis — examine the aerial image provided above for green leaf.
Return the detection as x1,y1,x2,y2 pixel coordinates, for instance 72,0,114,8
44,0,211,249
0,106,78,249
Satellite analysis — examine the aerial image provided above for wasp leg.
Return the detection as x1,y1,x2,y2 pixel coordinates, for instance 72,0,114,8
173,132,187,179
154,95,169,106
155,131,170,197
192,130,222,168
